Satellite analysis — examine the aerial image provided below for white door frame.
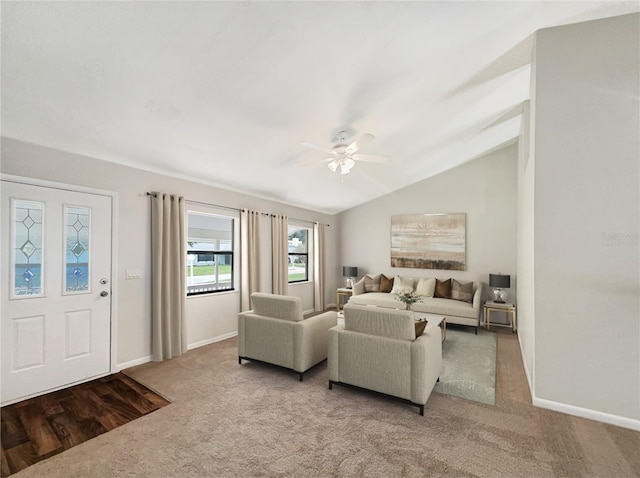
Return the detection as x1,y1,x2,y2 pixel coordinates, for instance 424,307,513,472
1,173,119,390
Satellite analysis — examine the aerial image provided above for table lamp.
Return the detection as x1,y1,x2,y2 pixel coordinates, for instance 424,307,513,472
489,273,510,303
342,266,358,289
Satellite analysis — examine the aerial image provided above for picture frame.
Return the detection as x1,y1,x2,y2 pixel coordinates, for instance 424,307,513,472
390,213,466,270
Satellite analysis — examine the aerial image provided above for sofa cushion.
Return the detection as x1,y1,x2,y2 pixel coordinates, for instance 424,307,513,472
349,292,403,309
250,292,303,322
434,279,452,298
391,276,414,294
380,274,394,293
413,298,477,319
364,274,381,292
415,278,436,297
343,304,415,341
451,279,473,303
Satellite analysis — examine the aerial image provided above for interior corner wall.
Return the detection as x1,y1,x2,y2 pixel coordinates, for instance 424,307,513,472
517,98,535,391
532,13,639,424
338,144,518,301
0,138,339,366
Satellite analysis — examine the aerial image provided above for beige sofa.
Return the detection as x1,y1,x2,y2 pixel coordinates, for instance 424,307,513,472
238,293,337,381
349,276,483,333
328,304,442,415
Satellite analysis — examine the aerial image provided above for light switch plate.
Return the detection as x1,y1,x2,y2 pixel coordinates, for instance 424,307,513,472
126,269,142,280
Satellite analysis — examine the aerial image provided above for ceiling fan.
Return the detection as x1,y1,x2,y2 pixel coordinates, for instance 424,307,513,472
301,131,389,175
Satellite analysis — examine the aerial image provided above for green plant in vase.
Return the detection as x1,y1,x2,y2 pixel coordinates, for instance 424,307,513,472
396,290,423,310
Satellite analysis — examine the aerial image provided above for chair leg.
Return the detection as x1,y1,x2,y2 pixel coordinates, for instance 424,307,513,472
437,377,440,382
299,372,304,382
238,357,242,364
475,326,478,335
419,405,424,416
328,381,333,390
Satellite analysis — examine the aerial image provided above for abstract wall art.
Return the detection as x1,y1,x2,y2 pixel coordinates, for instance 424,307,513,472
391,213,466,270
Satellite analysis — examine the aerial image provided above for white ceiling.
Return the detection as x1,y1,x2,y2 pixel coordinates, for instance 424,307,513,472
2,1,638,214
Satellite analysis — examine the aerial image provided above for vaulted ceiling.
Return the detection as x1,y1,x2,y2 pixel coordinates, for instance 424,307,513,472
2,1,638,214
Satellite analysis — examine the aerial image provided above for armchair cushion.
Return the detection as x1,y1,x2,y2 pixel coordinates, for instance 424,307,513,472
251,292,303,322
344,304,415,341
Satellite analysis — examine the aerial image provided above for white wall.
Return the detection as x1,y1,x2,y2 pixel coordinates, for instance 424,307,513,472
517,97,535,390
338,144,518,305
1,138,340,366
532,14,639,424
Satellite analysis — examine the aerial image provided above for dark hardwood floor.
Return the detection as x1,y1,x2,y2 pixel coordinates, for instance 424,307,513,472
1,373,170,477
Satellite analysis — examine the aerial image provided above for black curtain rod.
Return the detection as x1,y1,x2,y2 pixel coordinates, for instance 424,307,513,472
147,193,329,226
147,192,239,213
241,209,330,227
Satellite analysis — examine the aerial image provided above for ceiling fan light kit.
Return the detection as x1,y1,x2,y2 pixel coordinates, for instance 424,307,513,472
301,130,389,175
328,157,355,174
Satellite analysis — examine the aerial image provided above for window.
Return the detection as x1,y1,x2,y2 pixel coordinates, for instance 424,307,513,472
288,225,309,283
186,212,234,295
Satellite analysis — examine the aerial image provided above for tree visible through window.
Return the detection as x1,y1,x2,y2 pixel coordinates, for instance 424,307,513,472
288,226,308,283
186,212,234,295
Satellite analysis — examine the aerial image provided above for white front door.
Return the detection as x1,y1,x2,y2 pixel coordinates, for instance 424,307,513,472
1,180,113,404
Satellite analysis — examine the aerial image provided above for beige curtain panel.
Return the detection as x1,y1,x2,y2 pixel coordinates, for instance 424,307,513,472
241,209,261,311
150,192,187,362
271,214,289,295
313,222,326,311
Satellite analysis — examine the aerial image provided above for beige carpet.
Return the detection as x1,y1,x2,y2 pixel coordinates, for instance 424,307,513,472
11,331,640,477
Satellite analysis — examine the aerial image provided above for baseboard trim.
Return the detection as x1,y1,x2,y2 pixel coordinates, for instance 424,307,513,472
517,333,534,399
533,397,640,431
116,355,153,371
188,331,238,351
116,332,238,369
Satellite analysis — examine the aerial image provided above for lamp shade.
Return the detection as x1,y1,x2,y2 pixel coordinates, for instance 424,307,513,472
342,266,358,277
489,273,510,288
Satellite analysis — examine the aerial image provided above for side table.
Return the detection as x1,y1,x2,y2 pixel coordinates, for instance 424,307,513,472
484,301,517,333
336,287,353,310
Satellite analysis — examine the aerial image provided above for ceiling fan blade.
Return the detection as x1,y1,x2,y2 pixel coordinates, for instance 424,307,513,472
301,141,338,156
353,153,390,164
297,156,336,167
345,133,375,155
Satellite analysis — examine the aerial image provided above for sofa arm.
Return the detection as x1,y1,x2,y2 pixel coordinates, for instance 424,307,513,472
327,324,344,382
293,311,338,373
237,311,250,357
410,324,442,405
352,277,365,296
472,282,483,311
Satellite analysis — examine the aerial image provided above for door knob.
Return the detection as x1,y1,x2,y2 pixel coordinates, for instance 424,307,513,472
100,291,109,297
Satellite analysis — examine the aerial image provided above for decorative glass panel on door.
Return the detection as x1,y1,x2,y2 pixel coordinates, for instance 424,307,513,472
12,199,44,297
64,205,91,294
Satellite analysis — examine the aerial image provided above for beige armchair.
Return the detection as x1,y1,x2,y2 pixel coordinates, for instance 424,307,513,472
328,303,442,415
238,293,337,381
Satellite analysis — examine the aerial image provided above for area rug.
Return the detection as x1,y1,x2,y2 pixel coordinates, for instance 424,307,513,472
433,326,496,405
0,372,170,477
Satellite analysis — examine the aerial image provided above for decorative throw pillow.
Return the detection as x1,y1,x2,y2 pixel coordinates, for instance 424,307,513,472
415,278,436,297
391,276,415,294
434,279,452,298
380,274,394,293
451,279,473,303
414,320,427,338
364,274,381,292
